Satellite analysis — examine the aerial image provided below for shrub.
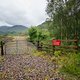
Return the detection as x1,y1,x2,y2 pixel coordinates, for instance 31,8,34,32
60,53,80,79
54,51,62,57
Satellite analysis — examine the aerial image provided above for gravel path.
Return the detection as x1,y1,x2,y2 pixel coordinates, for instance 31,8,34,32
0,36,62,80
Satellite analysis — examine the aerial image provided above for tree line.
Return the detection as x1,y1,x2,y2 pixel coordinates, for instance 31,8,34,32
46,0,80,40
28,0,80,46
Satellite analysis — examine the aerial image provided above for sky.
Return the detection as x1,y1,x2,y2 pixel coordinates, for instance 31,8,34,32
0,0,48,27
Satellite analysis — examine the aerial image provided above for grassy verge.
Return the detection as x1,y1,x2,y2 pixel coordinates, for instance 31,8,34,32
33,50,80,80
33,50,53,61
59,53,80,80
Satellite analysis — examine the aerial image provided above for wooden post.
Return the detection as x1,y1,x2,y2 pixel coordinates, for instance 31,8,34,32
53,45,55,54
37,41,40,50
66,32,68,45
1,41,4,56
74,32,78,52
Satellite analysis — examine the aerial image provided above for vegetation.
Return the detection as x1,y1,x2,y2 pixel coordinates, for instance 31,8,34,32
45,1,80,79
28,27,50,44
27,0,80,79
46,0,80,40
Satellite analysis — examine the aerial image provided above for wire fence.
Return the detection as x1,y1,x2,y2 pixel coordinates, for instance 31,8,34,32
0,40,36,56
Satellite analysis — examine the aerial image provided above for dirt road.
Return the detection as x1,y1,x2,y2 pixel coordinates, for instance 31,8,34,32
0,36,61,80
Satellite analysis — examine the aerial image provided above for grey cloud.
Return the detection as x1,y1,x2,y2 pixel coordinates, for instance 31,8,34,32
0,0,47,27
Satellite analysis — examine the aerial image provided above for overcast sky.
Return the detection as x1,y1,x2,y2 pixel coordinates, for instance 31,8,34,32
0,0,48,27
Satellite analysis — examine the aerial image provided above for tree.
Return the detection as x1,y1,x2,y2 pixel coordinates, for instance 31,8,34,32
28,27,49,42
28,27,37,42
28,27,50,49
46,0,80,40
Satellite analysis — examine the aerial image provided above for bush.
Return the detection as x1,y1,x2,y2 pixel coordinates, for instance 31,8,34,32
60,53,80,79
54,51,62,57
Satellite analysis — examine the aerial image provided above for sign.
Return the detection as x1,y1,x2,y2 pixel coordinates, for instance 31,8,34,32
52,40,61,46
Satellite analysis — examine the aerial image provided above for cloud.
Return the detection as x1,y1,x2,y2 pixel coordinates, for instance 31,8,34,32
0,0,47,27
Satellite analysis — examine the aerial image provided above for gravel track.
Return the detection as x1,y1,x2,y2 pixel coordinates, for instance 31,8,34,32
0,36,62,80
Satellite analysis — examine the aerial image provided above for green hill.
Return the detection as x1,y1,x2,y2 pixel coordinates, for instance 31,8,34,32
0,25,28,35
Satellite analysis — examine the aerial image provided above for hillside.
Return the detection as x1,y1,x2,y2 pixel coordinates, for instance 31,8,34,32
38,21,51,29
0,25,28,35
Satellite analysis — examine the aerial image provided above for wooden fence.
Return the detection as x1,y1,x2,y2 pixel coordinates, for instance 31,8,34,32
35,39,79,53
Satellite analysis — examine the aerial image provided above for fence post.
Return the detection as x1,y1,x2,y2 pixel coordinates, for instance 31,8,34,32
1,41,4,56
53,45,55,54
74,32,78,52
37,41,40,50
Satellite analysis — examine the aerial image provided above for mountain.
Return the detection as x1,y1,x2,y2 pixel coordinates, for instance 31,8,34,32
0,25,28,35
